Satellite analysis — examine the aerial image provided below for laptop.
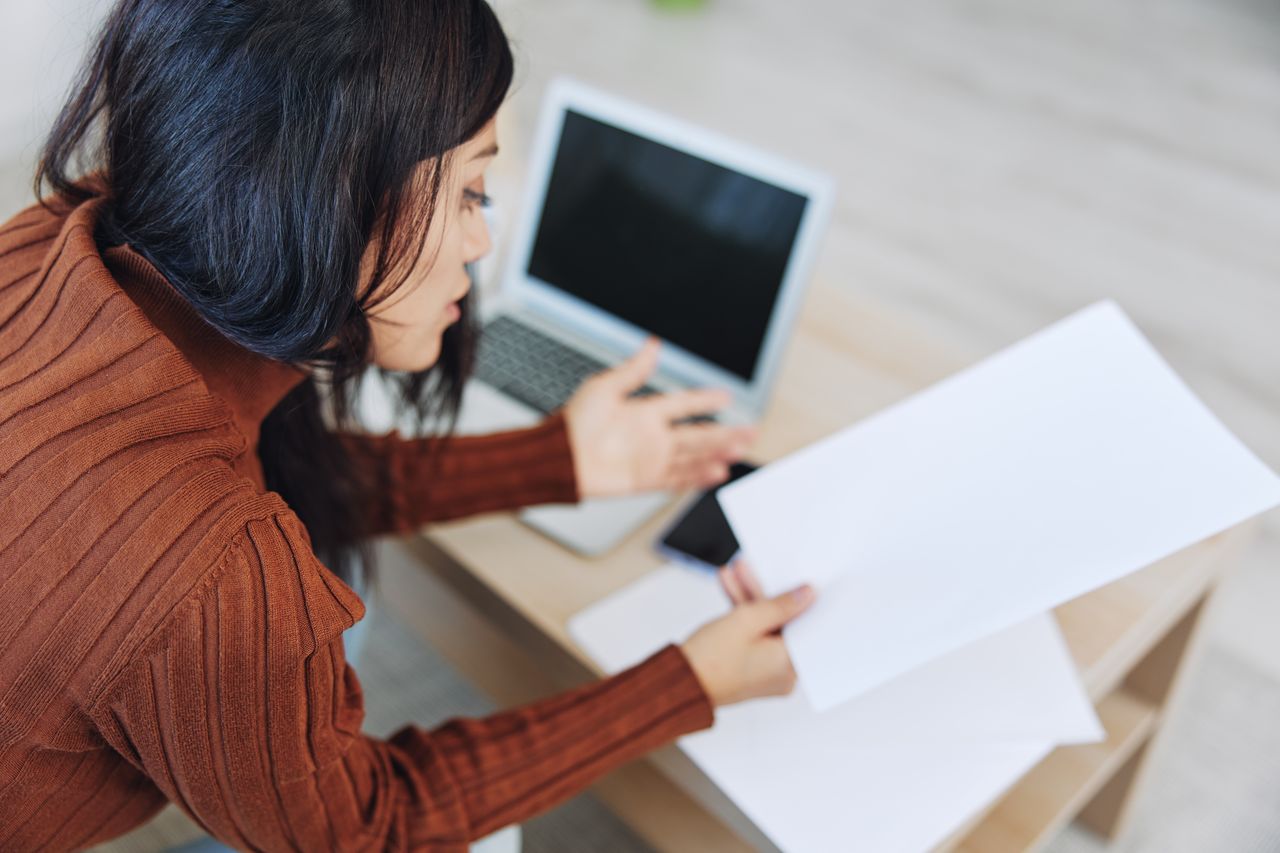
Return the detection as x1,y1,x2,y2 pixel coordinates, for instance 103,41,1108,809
456,77,834,555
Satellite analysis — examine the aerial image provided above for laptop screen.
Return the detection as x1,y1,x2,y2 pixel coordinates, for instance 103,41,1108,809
526,109,809,382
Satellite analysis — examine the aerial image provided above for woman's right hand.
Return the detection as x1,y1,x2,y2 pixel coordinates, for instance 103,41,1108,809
680,575,815,708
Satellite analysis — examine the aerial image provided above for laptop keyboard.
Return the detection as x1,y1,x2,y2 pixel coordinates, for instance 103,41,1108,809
474,315,659,414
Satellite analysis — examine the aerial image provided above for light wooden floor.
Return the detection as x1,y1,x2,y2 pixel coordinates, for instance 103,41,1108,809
3,0,1277,850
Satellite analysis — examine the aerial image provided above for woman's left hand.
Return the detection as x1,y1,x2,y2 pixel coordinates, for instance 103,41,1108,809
563,338,757,498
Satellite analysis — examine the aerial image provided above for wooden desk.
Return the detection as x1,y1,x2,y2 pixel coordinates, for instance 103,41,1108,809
384,281,1254,852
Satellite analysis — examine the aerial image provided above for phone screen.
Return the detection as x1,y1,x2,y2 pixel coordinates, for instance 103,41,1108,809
656,462,759,570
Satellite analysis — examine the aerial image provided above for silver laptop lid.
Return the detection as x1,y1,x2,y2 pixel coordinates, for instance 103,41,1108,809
500,77,834,417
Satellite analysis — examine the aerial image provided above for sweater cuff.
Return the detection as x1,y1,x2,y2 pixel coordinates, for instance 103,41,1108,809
518,411,581,507
421,411,581,511
645,643,717,735
396,642,716,840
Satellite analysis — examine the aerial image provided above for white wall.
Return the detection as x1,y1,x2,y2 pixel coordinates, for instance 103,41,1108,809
0,0,113,213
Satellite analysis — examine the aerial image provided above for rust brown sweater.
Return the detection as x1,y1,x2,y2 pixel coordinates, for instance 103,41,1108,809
0,193,714,851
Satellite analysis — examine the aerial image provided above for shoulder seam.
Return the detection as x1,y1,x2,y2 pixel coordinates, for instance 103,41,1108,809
83,502,294,717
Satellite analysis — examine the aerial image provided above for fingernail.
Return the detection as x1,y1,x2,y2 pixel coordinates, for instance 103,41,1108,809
792,585,814,605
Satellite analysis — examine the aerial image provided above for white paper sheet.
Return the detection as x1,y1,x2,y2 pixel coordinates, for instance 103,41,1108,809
719,301,1280,712
569,564,1101,853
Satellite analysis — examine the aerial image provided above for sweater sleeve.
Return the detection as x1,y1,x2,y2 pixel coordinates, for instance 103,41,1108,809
88,509,713,852
335,413,580,536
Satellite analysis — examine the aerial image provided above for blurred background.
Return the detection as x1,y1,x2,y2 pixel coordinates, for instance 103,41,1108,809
4,1,1276,851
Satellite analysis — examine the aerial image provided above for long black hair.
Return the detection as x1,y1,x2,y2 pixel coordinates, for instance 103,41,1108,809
36,0,514,588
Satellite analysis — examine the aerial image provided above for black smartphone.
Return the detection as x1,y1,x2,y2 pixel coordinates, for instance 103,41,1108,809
655,462,759,571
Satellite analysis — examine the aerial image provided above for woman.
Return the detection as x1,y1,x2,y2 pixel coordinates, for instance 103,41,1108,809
0,1,815,851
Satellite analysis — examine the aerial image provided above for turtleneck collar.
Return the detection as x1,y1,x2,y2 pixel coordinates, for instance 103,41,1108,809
98,222,309,445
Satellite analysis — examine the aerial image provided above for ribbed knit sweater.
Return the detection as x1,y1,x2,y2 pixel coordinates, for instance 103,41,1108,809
0,193,715,851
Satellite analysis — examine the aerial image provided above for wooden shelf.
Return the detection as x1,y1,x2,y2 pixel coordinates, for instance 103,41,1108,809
945,689,1159,853
1056,526,1253,702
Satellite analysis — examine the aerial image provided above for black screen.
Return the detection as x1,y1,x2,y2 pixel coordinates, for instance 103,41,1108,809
527,110,808,381
659,462,759,568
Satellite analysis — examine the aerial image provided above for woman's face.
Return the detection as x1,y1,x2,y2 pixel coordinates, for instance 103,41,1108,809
364,118,498,372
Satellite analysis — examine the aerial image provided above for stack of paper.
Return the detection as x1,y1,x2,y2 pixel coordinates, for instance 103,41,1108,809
569,301,1280,852
570,565,1100,852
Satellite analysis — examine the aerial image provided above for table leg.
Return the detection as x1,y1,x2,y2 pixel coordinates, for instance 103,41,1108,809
1077,595,1209,840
